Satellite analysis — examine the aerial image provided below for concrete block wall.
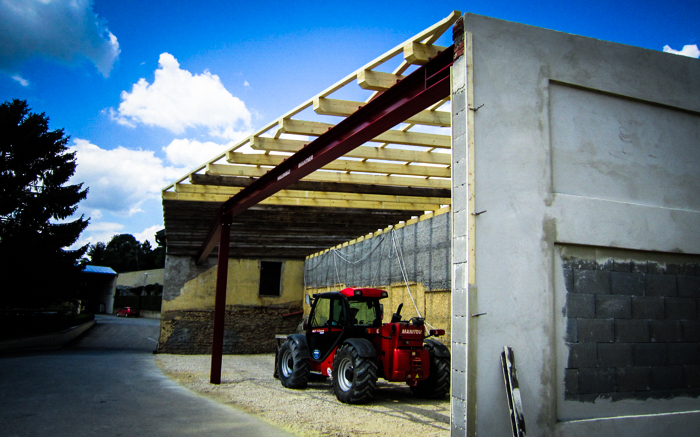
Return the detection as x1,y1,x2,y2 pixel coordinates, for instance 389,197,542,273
562,254,700,402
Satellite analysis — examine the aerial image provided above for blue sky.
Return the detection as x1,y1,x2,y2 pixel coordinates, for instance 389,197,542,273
1,0,698,249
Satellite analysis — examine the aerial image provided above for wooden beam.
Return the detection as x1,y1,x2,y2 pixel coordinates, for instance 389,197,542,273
404,42,446,65
281,119,451,148
206,163,451,189
189,174,451,197
175,183,450,205
251,136,451,165
314,97,450,127
357,70,405,91
226,152,450,178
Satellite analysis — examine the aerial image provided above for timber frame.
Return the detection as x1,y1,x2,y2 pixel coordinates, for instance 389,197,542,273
161,11,460,261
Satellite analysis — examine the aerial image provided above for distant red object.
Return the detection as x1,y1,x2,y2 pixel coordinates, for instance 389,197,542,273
116,307,140,317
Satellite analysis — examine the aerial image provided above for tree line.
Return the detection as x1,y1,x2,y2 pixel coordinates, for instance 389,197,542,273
86,231,165,273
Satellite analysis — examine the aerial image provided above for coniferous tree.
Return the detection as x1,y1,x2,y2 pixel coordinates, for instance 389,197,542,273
0,100,89,308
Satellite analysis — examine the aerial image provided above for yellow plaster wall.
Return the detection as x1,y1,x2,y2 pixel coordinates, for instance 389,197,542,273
116,268,164,287
163,259,304,312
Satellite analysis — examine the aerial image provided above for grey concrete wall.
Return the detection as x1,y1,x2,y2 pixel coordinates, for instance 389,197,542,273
453,13,700,436
303,212,451,291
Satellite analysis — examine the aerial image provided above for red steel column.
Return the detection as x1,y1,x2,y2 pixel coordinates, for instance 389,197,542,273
210,214,231,384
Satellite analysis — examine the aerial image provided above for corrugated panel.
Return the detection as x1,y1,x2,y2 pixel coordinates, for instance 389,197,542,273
83,265,117,275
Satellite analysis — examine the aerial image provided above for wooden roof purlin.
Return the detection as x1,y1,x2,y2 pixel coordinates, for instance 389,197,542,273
161,11,461,259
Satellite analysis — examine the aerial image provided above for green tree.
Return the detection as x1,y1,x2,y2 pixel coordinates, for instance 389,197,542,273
87,241,106,265
0,99,89,308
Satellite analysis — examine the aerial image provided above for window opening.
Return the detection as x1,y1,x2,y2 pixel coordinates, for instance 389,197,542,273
259,261,282,296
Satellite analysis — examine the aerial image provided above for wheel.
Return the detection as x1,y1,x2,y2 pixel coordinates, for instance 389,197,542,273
277,339,310,389
332,343,378,404
410,340,450,399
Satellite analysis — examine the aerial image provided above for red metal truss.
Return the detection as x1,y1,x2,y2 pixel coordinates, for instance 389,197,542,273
196,45,454,264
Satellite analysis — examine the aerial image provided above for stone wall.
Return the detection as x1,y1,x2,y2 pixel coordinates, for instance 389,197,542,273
158,303,303,354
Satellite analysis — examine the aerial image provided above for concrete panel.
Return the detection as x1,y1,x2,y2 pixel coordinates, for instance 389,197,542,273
551,84,700,211
457,13,700,437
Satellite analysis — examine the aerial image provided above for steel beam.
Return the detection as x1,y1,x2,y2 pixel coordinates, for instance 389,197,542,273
209,215,231,384
195,45,453,264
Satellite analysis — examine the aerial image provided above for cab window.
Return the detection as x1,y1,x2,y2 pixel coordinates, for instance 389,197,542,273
347,299,381,326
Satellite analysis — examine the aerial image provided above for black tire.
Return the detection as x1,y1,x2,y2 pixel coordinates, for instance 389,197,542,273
332,343,378,404
411,340,450,399
277,339,310,389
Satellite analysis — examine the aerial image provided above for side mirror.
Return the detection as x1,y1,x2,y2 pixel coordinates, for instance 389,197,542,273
305,294,311,306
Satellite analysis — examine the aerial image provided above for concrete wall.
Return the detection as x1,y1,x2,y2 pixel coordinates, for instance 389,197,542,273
303,210,452,343
157,257,304,354
451,13,700,436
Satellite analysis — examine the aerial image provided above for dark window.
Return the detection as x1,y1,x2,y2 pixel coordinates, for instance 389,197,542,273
259,261,282,296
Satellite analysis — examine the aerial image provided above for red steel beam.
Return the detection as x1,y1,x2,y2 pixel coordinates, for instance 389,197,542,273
209,214,231,384
196,45,454,264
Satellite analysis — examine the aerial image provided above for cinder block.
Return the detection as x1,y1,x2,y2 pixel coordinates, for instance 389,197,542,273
678,275,700,298
566,293,595,318
565,368,579,395
634,343,668,366
684,365,700,388
665,297,697,320
632,296,665,319
567,342,597,368
598,259,614,272
571,259,596,270
631,261,648,274
647,262,664,275
646,275,678,297
578,318,614,343
668,343,700,365
611,272,645,296
563,268,574,293
578,367,616,394
596,294,632,319
651,366,684,390
665,264,682,276
613,260,634,272
678,264,697,276
598,343,633,367
451,341,467,372
452,369,466,399
566,318,577,343
682,321,700,341
650,320,683,343
615,319,650,343
574,270,611,294
451,397,467,430
616,367,651,392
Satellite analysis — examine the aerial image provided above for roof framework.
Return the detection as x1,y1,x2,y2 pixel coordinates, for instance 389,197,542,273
162,11,460,259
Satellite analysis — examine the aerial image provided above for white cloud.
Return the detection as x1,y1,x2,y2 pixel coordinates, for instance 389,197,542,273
11,74,28,86
0,0,120,77
78,221,125,246
163,138,236,167
244,80,250,87
111,53,252,139
663,44,700,58
69,139,185,216
134,225,163,247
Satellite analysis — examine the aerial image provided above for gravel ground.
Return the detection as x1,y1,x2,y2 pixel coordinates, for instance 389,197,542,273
155,354,450,437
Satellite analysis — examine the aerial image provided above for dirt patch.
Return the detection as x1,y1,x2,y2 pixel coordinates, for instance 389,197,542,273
155,353,450,436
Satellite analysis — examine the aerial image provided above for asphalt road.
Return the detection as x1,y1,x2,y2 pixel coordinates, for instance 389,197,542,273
0,314,293,436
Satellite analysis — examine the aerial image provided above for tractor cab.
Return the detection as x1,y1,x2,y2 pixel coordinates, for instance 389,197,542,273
305,288,387,369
